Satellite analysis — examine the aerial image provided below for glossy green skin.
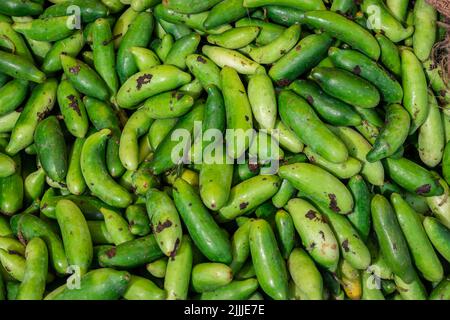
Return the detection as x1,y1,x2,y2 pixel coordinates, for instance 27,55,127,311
394,272,427,300
385,157,443,197
61,54,110,102
362,0,413,43
418,92,444,167
12,15,76,42
426,178,450,229
203,85,225,134
101,207,134,245
98,235,164,268
347,175,371,242
304,147,362,179
173,178,232,264
371,195,415,284
288,248,323,300
248,73,276,130
123,275,166,300
311,67,380,109
117,12,154,84
265,5,305,26
199,157,233,211
164,235,193,300
125,204,150,236
103,0,125,13
329,126,384,186
286,198,339,271
401,49,429,134
268,120,304,154
0,155,24,216
413,0,437,61
157,18,191,40
130,47,160,71
145,257,167,278
280,163,353,214
92,18,119,96
119,107,153,171
144,90,194,119
34,116,68,182
116,64,191,109
0,79,28,116
41,190,111,220
314,201,371,270
42,31,85,73
367,104,410,162
186,54,221,89
0,216,12,237
202,45,261,75
289,80,361,127
204,0,247,30
220,67,253,159
192,263,233,293
235,18,285,46
249,219,288,300
0,152,16,178
146,188,182,257
0,21,34,62
84,97,124,178
329,47,402,104
56,200,93,276
423,217,450,261
361,270,385,300
429,278,450,300
300,10,380,60
154,4,232,34
66,138,86,196
131,0,161,11
165,33,201,70
0,248,26,281
278,90,348,164
244,0,325,10
112,7,139,48
15,238,47,300
42,0,108,23
200,279,258,300
24,168,45,201
386,0,408,22
375,34,401,78
331,0,356,13
11,213,68,275
229,220,251,274
87,221,113,245
6,78,57,155
0,51,45,83
207,27,260,49
0,0,42,16
151,34,174,63
269,34,332,85
48,268,131,300
81,129,132,208
218,175,281,221
163,0,221,13
247,24,300,64
391,193,443,282
148,103,204,174
272,179,295,208
274,210,295,259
